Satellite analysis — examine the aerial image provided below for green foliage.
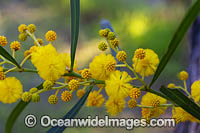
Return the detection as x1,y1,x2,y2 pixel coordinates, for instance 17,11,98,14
70,0,80,70
5,83,43,133
47,86,93,133
160,87,200,120
0,46,20,68
149,0,200,87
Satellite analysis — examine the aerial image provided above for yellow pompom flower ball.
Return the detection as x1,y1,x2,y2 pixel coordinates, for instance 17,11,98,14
18,24,27,33
0,36,7,46
0,77,23,104
172,107,199,123
87,91,105,107
32,93,40,103
0,66,4,79
104,61,116,72
29,46,38,53
61,90,72,102
105,96,125,116
21,92,32,102
89,53,116,80
179,71,189,81
27,24,36,33
99,28,110,37
45,30,57,42
77,89,85,99
116,51,127,62
81,69,92,79
43,80,54,90
29,88,38,94
132,49,159,77
98,41,108,51
105,70,133,98
191,80,200,102
68,79,79,90
167,83,176,88
129,88,141,99
31,44,66,81
134,48,145,60
128,99,137,109
107,32,116,40
110,38,119,47
0,71,5,80
48,95,58,104
10,41,21,51
19,33,28,41
141,93,167,120
34,38,44,46
24,50,31,58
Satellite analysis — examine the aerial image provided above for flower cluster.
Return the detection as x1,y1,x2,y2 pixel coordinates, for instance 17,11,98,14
167,70,200,123
0,24,199,126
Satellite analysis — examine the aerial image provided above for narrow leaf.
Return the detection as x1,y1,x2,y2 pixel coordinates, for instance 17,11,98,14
70,0,80,70
47,86,93,133
5,83,43,133
0,46,20,68
160,87,200,120
149,0,200,87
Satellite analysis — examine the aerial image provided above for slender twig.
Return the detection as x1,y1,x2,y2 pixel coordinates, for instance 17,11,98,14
137,104,174,108
25,30,40,47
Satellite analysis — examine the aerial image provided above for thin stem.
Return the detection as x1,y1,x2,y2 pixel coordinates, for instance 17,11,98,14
116,64,126,67
137,104,174,108
3,67,37,73
97,86,104,94
124,61,146,86
55,82,66,86
183,81,191,97
26,30,40,47
12,50,15,58
4,67,17,74
0,61,6,65
55,88,61,95
36,89,46,95
20,54,31,67
176,83,192,98
52,85,67,90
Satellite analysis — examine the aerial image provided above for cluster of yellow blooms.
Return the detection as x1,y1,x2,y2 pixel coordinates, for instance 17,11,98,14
167,70,200,123
0,24,200,125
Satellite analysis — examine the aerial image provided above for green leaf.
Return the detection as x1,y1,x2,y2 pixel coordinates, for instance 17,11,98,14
70,0,80,70
47,86,93,133
5,83,43,133
0,46,20,68
160,87,200,120
149,0,200,87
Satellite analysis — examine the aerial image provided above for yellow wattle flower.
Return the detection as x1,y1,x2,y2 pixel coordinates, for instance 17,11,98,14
0,77,23,104
105,96,125,116
31,44,66,81
132,49,159,77
191,80,200,102
141,93,167,119
89,53,116,80
172,107,200,123
105,70,132,98
87,91,105,107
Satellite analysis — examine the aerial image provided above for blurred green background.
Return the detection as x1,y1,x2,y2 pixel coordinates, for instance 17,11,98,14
0,0,191,132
